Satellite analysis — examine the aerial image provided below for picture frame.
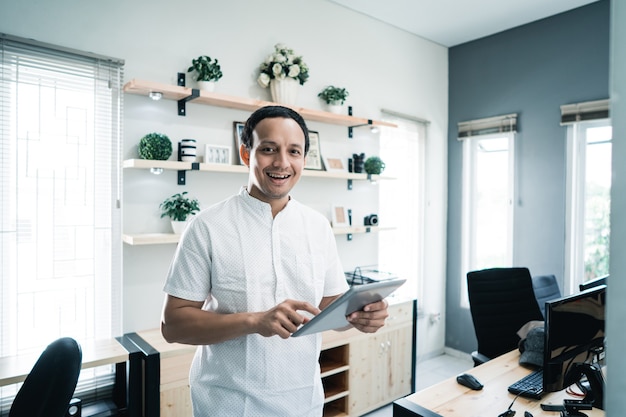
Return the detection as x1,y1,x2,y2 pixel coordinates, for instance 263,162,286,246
233,121,245,165
331,205,350,227
204,144,231,165
305,130,324,170
323,156,348,172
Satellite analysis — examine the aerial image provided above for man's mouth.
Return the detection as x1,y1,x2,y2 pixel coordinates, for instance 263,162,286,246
267,172,290,179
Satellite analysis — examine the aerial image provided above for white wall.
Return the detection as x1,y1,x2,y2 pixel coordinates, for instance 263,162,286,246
0,0,448,358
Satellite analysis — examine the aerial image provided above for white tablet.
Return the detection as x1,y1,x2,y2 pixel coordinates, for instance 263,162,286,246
291,278,406,337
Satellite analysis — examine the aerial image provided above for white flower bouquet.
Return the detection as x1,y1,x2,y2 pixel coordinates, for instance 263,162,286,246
257,43,310,88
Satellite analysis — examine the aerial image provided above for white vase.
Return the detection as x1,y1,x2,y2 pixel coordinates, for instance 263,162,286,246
197,80,215,92
270,77,299,106
170,220,188,235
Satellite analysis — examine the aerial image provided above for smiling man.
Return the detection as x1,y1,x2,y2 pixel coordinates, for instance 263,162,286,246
160,106,389,417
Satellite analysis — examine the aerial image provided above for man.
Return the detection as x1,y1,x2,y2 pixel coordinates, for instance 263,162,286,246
161,105,389,416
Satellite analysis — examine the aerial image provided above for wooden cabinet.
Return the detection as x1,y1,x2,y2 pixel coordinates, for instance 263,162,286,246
134,299,415,417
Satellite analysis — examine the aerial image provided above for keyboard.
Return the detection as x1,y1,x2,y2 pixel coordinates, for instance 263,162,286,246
507,369,544,399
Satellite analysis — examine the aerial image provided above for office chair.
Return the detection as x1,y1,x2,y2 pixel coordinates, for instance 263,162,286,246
467,267,544,366
9,337,82,417
531,274,561,318
579,274,608,292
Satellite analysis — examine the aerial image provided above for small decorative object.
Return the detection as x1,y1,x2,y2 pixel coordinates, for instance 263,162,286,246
205,144,231,164
257,43,309,105
324,156,347,172
352,153,366,173
138,132,172,160
364,156,386,175
363,214,379,226
179,139,197,162
188,55,223,91
160,191,200,234
305,131,323,171
331,205,350,227
233,121,245,165
317,85,349,114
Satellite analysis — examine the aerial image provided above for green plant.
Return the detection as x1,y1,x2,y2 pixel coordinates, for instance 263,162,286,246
188,55,223,82
160,192,200,222
318,86,349,105
364,156,386,175
257,43,309,88
138,132,172,160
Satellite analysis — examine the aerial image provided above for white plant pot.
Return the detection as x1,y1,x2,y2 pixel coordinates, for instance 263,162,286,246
170,220,188,235
326,102,344,114
180,138,197,162
270,77,299,106
197,80,216,92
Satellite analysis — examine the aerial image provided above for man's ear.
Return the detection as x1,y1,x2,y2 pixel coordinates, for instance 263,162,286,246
240,144,250,167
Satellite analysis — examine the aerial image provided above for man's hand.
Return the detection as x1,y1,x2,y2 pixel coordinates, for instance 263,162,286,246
347,299,389,333
255,299,320,339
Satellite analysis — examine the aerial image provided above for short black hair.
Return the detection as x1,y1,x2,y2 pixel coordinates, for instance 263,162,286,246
240,106,310,155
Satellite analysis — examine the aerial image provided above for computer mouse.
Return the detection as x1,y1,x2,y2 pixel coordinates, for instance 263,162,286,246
456,373,483,390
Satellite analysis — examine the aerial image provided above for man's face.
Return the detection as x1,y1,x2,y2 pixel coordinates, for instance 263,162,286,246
241,117,306,208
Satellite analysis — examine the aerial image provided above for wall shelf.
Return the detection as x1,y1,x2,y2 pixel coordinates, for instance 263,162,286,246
123,159,395,182
123,79,397,129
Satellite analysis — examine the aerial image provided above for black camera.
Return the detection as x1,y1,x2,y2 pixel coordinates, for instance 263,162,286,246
364,214,379,226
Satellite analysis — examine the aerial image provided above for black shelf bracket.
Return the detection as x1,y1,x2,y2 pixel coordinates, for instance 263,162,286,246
347,233,353,241
348,119,374,138
177,162,200,185
176,71,199,116
178,89,200,116
347,179,353,190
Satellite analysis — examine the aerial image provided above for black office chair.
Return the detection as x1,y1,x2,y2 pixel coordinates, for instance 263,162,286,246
9,337,82,417
532,274,561,318
579,274,608,291
467,267,544,366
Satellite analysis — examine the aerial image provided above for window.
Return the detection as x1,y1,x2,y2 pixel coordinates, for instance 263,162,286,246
460,131,515,307
565,119,612,293
378,115,426,299
0,34,123,407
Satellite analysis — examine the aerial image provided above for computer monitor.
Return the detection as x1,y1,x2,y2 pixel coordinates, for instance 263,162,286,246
543,284,606,394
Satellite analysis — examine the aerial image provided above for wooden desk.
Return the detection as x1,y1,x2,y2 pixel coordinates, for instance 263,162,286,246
394,350,604,417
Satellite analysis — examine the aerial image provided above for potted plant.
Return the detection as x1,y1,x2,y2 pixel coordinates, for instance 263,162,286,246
188,55,223,91
138,132,172,160
364,156,386,175
160,191,200,234
318,85,349,113
257,43,309,105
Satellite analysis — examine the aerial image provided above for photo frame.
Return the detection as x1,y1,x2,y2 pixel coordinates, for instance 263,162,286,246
305,130,323,170
205,144,231,165
331,205,350,227
233,121,245,165
323,156,348,172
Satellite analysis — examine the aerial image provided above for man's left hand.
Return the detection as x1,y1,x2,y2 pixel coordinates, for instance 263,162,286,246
347,299,389,333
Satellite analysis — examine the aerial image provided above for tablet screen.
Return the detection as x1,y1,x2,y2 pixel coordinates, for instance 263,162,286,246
291,278,406,337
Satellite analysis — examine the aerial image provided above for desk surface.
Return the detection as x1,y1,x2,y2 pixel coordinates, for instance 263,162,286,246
0,338,129,387
396,350,604,417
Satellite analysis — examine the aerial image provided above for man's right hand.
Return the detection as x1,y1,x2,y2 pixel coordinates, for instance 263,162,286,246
255,299,320,338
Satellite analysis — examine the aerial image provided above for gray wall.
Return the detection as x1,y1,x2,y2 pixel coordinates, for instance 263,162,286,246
445,1,610,353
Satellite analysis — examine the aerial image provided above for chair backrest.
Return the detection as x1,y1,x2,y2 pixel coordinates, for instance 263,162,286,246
579,274,608,292
467,267,544,360
10,337,82,417
532,274,562,318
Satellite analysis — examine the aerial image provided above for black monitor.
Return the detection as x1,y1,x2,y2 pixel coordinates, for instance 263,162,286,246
543,284,606,397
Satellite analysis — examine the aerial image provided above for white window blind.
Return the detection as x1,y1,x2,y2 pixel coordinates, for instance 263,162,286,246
0,33,124,407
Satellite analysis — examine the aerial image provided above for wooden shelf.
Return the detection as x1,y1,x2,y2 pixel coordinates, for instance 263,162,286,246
123,79,397,129
123,158,395,181
123,224,393,246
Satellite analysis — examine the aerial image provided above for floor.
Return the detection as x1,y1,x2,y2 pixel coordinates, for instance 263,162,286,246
362,351,474,416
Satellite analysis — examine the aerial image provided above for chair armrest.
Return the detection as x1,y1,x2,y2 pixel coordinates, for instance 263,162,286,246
471,351,491,367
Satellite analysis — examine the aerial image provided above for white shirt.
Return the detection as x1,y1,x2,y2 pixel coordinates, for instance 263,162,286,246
163,188,349,417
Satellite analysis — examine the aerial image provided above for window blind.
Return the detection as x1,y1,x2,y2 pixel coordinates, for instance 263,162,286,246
560,99,609,125
458,113,517,139
0,33,124,411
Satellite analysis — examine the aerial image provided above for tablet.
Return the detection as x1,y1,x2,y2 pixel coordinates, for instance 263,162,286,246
291,278,406,337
